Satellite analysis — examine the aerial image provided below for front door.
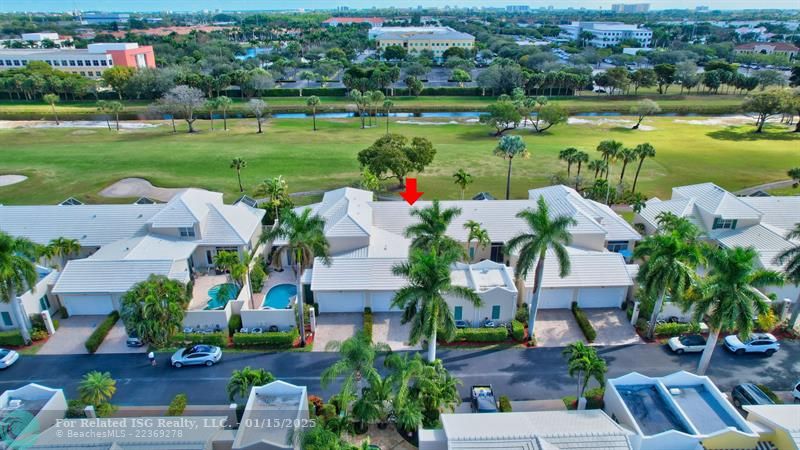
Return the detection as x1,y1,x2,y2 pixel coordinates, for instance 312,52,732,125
490,242,504,263
206,250,213,265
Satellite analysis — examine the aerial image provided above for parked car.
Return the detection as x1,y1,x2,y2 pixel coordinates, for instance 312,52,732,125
668,334,706,354
0,348,19,369
170,345,222,368
471,385,498,413
126,334,144,348
731,383,774,409
723,333,779,355
455,320,468,329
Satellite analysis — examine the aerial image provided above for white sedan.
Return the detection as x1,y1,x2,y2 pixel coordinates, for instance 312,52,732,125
724,333,780,356
668,334,707,354
0,348,19,369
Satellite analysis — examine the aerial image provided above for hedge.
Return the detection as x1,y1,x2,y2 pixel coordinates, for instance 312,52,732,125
167,394,188,416
232,328,299,349
363,307,373,341
511,320,525,341
499,395,512,412
571,302,596,343
228,314,242,337
84,311,119,354
453,327,509,342
172,332,227,347
253,88,350,97
654,322,701,337
0,330,25,347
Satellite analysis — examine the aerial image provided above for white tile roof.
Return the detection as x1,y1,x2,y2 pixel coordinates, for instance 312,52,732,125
234,380,307,449
52,259,189,294
673,183,762,220
313,188,373,238
636,197,696,229
90,235,197,261
715,224,796,271
197,204,263,246
740,196,800,233
525,249,634,288
310,257,407,291
147,188,218,228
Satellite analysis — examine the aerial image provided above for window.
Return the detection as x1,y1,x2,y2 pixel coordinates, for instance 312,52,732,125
69,60,76,66
92,60,99,66
77,60,84,66
607,240,629,253
1,312,12,327
100,60,107,66
491,305,501,320
179,227,196,237
469,246,475,260
454,306,463,321
61,60,67,66
39,296,50,311
490,242,504,263
712,218,737,230
0,60,3,66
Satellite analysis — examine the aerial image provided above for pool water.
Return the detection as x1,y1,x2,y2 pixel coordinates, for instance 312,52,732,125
263,284,297,309
617,384,691,436
204,283,240,310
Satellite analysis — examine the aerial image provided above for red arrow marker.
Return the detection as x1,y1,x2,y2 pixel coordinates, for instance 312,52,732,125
400,178,424,205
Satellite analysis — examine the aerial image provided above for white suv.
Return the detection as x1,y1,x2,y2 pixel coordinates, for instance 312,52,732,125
723,333,779,356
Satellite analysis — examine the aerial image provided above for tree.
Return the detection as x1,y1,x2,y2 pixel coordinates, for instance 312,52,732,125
616,147,638,184
99,100,124,131
756,69,788,90
230,157,247,193
248,98,268,133
359,168,381,192
506,197,577,340
604,67,630,95
452,169,473,200
530,103,568,133
776,224,800,329
451,69,471,87
262,208,330,347
653,63,676,94
743,88,787,133
494,135,529,200
675,61,701,94
630,68,657,94
102,66,134,99
357,134,436,188
216,96,233,131
306,95,320,131
160,85,205,133
558,148,578,177
464,220,489,262
562,342,607,400
480,100,521,136
588,159,607,180
205,98,218,131
43,93,59,125
383,99,394,134
120,275,189,348
78,371,116,410
404,76,424,96
596,140,623,181
45,236,80,270
0,231,38,344
392,245,481,362
383,45,407,61
321,331,389,397
631,143,656,194
631,99,661,129
693,247,783,375
404,200,463,255
368,90,385,127
789,167,800,184
227,367,275,402
256,175,290,221
785,88,800,132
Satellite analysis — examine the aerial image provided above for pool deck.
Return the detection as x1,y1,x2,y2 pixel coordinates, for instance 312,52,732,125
188,274,230,311
253,269,298,309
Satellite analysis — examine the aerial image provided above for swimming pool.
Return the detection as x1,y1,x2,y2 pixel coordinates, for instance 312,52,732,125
204,283,240,310
617,384,691,436
262,284,297,309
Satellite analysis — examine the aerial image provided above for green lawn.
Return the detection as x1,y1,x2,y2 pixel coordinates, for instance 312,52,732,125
0,115,796,205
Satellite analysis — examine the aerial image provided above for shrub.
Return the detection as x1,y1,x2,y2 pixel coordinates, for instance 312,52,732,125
53,319,59,330
499,395,512,412
363,307,373,340
511,320,525,341
515,305,529,324
228,314,242,337
562,395,577,410
66,400,87,418
756,384,783,404
31,330,48,341
250,264,266,292
453,327,509,342
84,311,119,354
584,387,605,409
167,394,188,416
308,395,324,416
571,302,596,343
756,309,778,332
232,328,299,349
653,321,700,337
0,330,25,347
172,332,226,347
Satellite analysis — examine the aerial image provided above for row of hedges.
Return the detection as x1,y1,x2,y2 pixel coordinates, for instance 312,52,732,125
363,307,373,341
84,311,119,353
654,322,701,337
511,320,525,341
232,328,299,349
172,332,227,347
0,330,25,346
571,302,596,343
453,327,508,342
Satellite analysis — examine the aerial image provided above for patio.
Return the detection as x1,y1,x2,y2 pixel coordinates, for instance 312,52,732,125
188,274,230,311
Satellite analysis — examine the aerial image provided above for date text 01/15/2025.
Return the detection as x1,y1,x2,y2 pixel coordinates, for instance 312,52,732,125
242,418,318,429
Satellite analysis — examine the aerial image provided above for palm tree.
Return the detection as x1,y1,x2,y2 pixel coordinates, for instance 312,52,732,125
617,147,638,184
213,250,240,274
369,90,385,127
217,96,233,131
120,275,189,348
494,135,529,200
306,95,320,131
558,147,578,177
206,98,219,130
0,231,38,344
452,169,474,200
229,157,248,193
630,143,656,195
463,220,490,262
693,247,784,375
392,245,482,362
572,151,590,189
562,341,607,401
262,208,330,347
256,175,289,221
78,371,116,406
46,236,80,270
506,197,577,340
588,159,607,180
321,331,389,397
106,100,123,131
97,100,112,130
776,224,800,329
227,366,275,402
596,140,623,180
404,200,463,256
43,93,59,125
383,99,394,134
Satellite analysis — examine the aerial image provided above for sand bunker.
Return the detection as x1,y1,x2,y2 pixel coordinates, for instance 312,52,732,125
0,121,159,130
673,115,752,126
395,120,462,125
99,178,186,202
567,117,655,131
0,175,27,187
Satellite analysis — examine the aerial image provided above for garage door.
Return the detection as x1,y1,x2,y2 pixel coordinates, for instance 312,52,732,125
61,294,114,316
317,292,365,313
577,287,625,308
370,291,401,312
537,288,574,309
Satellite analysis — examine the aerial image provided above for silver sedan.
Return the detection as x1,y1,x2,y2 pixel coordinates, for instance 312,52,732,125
170,345,222,368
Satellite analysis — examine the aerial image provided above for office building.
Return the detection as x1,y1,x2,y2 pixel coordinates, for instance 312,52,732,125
560,21,652,48
611,3,650,13
370,26,475,61
0,43,155,78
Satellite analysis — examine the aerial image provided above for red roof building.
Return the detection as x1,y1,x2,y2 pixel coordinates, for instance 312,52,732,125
734,42,799,58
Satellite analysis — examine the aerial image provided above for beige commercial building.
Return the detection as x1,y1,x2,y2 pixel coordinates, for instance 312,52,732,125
370,26,475,61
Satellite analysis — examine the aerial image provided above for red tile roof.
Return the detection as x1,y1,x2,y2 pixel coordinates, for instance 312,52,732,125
735,42,799,51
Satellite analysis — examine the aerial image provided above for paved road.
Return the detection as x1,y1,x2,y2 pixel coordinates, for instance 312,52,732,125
735,179,793,196
1,343,798,406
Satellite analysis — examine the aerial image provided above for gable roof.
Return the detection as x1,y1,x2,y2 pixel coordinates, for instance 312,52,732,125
147,188,220,228
312,188,373,239
715,223,796,271
739,196,800,233
672,183,762,220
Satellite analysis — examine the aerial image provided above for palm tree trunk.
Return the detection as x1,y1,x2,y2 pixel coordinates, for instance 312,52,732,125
10,289,31,345
505,158,513,200
105,117,111,130
297,258,306,347
646,288,667,340
223,111,228,131
237,170,243,192
312,111,316,131
527,255,546,340
788,292,800,329
115,113,120,131
696,328,720,375
386,114,389,134
631,158,645,194
51,105,59,125
428,327,437,362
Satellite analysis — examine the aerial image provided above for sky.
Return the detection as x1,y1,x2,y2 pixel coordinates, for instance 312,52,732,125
0,0,797,13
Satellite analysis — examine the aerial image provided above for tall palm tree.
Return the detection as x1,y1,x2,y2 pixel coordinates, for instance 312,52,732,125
631,143,656,194
463,220,489,262
635,230,704,340
230,157,247,193
306,95,320,131
392,245,481,362
494,135,529,200
369,90,385,127
506,197,577,340
43,93,59,125
0,232,38,344
572,151,590,189
693,247,784,374
558,147,578,177
262,208,330,347
596,140,623,181
404,200,463,256
452,169,474,200
562,341,607,401
217,96,233,131
46,236,80,270
321,331,389,397
257,175,289,221
776,224,800,329
206,98,219,130
227,366,275,402
617,147,638,184
78,371,116,406
383,99,394,134
588,159,607,180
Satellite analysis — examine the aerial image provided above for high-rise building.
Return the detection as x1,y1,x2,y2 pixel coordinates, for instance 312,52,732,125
611,3,650,13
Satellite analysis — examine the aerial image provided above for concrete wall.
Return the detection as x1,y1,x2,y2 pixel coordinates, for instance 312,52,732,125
446,287,516,324
183,299,233,329
240,308,296,331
